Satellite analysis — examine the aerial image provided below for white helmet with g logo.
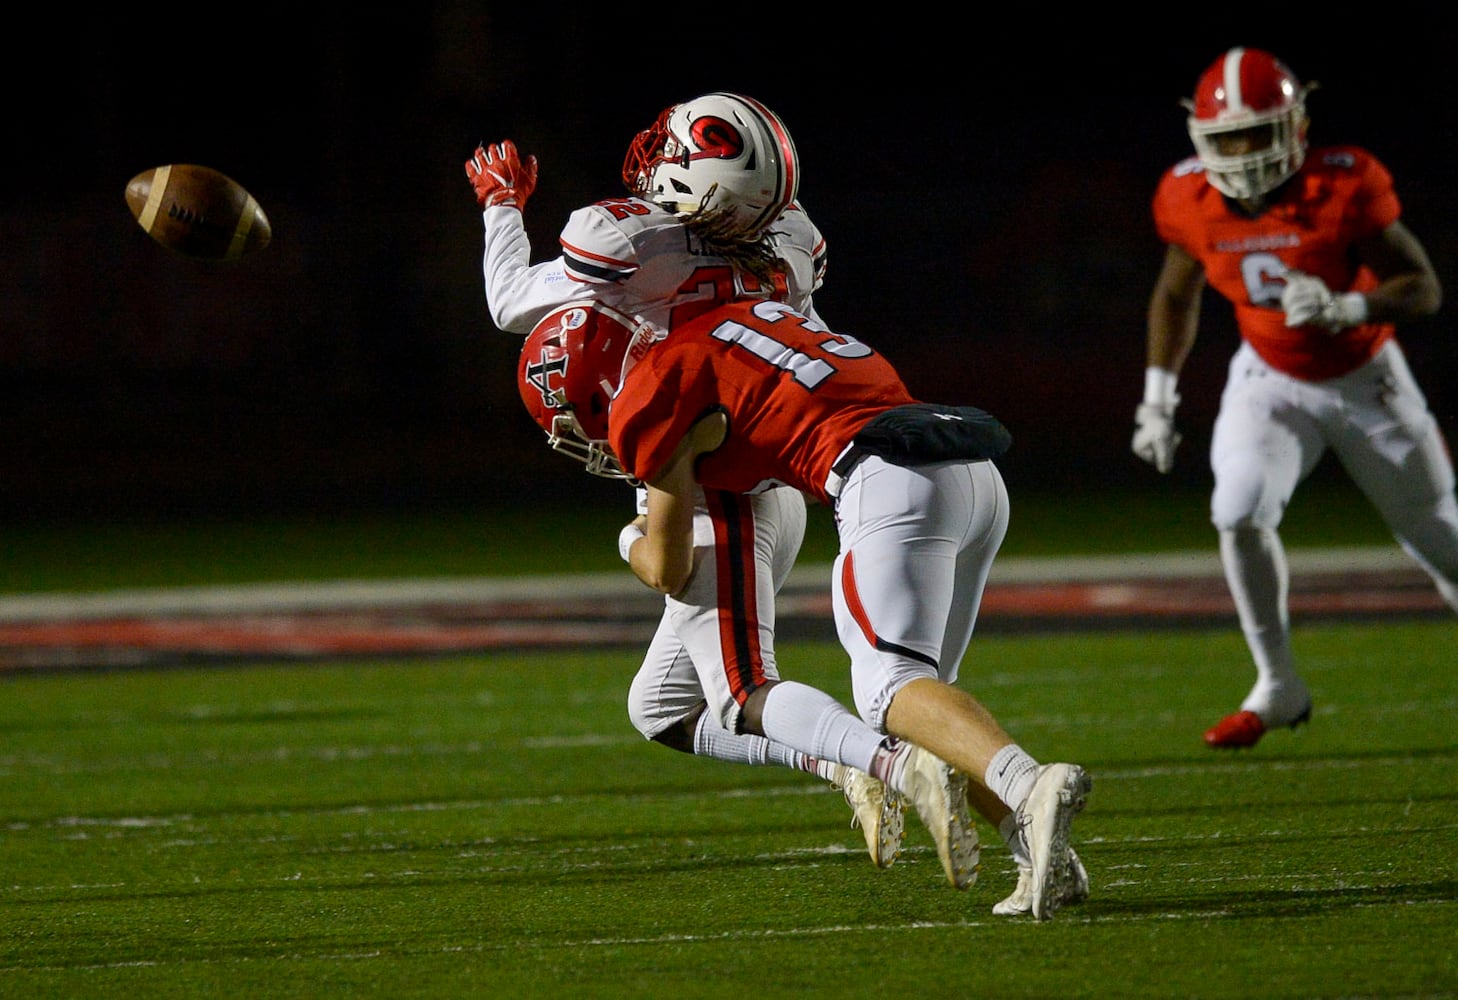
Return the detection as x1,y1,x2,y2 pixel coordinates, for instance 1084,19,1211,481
622,92,799,238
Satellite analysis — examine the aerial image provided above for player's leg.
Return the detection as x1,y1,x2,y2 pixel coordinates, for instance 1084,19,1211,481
633,490,817,766
1205,348,1323,746
629,615,794,764
833,458,1090,904
1335,342,1458,611
628,490,831,767
836,459,1016,787
662,488,905,866
918,460,1093,916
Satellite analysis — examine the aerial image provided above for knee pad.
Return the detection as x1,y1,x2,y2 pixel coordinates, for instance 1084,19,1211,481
626,669,680,741
1210,480,1283,532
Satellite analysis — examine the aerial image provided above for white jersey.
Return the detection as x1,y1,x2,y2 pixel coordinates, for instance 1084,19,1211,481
478,196,827,336
478,188,826,738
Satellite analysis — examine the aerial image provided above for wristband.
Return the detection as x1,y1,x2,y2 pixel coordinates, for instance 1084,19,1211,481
1335,292,1368,326
618,523,645,563
1143,366,1179,407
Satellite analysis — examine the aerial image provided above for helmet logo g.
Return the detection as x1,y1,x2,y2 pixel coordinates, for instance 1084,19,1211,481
687,116,745,163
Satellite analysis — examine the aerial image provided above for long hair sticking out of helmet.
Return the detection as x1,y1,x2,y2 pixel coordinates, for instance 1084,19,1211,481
622,92,799,280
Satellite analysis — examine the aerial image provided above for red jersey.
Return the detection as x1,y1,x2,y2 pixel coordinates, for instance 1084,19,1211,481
1152,145,1401,380
609,299,914,503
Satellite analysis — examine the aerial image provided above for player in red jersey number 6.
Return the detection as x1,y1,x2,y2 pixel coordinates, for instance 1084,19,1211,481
1132,47,1458,748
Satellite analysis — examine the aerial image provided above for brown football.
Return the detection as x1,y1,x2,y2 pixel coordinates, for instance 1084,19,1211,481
124,164,271,261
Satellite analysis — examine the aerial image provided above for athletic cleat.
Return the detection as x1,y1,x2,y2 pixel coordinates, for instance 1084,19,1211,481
901,745,979,890
1017,762,1092,921
992,847,1089,917
1204,702,1311,749
832,765,904,868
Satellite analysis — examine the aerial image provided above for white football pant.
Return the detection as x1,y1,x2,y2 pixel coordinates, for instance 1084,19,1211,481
831,456,1009,732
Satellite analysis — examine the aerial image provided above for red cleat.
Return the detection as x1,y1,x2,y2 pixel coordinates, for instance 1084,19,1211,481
1204,703,1311,749
1204,710,1266,748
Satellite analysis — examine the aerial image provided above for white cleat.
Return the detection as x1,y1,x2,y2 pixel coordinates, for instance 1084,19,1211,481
992,846,1089,917
1017,763,1092,920
832,765,904,868
901,745,979,889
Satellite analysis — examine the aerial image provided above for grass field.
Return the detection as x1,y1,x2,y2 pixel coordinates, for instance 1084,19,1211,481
2,480,1454,997
3,622,1455,997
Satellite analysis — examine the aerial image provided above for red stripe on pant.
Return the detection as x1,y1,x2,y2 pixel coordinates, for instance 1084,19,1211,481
840,549,878,645
840,548,939,669
704,489,765,707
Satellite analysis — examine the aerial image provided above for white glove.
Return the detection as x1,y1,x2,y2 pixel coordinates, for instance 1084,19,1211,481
1281,271,1368,331
1132,402,1180,474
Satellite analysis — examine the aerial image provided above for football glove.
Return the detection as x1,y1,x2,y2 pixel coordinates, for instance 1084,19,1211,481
1132,402,1181,474
1281,271,1368,331
466,140,538,210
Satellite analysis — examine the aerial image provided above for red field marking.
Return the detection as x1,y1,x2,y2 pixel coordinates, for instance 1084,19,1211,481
0,558,1446,672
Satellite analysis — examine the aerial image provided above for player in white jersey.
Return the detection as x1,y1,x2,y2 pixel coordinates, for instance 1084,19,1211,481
467,94,939,876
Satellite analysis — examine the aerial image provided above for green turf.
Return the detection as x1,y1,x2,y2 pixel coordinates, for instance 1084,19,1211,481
0,476,1396,594
2,621,1454,997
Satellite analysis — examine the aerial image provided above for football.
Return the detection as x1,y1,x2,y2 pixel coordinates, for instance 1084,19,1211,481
124,163,272,261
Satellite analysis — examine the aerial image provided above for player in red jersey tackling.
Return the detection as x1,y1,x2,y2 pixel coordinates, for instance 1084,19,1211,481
467,94,925,872
1131,47,1458,748
519,297,1093,919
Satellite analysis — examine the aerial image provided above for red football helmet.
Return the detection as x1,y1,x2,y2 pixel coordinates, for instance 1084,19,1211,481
1184,47,1312,200
621,92,799,239
518,302,644,480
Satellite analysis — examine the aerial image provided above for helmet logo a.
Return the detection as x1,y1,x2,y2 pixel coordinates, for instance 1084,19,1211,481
687,117,745,163
523,307,588,407
523,343,570,409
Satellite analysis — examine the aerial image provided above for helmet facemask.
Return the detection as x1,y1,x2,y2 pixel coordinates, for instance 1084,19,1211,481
1184,47,1313,201
544,411,633,482
519,303,645,483
1186,100,1309,200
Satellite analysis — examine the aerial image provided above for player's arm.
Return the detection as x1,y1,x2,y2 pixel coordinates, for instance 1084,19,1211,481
464,140,577,335
1354,220,1442,323
1147,242,1206,375
1133,243,1206,474
630,412,728,595
1284,222,1441,332
479,215,576,334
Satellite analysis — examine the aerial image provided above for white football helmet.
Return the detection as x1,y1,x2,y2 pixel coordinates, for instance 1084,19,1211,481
1184,47,1313,200
621,92,799,238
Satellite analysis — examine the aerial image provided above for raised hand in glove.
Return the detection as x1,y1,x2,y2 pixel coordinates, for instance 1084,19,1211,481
465,140,538,210
1132,401,1181,474
1280,271,1368,332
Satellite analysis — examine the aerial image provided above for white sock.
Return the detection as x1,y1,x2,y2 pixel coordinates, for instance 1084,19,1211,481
692,711,807,770
875,738,918,795
758,682,885,775
812,758,844,782
985,743,1040,813
1219,527,1298,688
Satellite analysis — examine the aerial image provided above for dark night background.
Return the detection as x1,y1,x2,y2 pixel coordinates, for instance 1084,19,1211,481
4,10,1455,525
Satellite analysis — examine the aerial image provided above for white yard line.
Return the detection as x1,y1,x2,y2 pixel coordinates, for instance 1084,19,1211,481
0,547,1413,623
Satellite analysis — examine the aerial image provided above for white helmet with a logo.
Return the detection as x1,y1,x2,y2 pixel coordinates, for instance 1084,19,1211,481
622,92,799,238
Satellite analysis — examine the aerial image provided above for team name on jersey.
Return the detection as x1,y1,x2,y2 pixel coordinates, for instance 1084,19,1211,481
1215,232,1300,253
